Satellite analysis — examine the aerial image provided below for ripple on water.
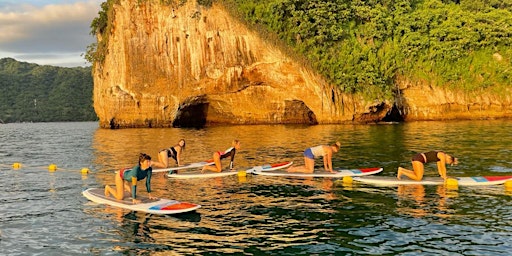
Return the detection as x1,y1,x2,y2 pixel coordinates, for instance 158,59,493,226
2,121,512,255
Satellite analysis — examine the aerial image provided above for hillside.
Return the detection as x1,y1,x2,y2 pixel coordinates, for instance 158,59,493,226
0,58,97,123
222,0,512,96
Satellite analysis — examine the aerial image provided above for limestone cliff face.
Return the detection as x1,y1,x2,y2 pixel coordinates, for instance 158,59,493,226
93,0,384,128
93,0,512,128
395,76,512,121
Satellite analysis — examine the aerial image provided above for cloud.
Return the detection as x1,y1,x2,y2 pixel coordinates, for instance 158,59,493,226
0,0,103,67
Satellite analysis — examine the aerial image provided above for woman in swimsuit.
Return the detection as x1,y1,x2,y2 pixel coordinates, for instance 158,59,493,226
287,142,341,173
155,139,186,168
397,151,458,181
104,153,158,204
202,140,241,173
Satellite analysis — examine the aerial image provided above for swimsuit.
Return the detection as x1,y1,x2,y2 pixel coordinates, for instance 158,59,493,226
119,165,152,199
412,151,441,163
217,147,236,169
304,145,325,159
160,147,178,163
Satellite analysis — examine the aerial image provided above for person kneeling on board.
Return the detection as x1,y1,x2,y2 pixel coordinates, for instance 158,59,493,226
397,151,458,181
105,153,157,204
287,142,341,173
154,139,186,168
202,140,241,173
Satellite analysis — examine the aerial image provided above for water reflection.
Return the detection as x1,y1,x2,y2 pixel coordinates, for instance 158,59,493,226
396,184,458,219
83,120,512,254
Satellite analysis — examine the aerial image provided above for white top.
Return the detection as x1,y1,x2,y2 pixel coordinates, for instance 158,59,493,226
310,145,326,157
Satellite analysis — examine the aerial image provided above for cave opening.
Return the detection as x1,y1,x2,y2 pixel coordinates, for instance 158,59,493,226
172,102,209,128
382,104,405,122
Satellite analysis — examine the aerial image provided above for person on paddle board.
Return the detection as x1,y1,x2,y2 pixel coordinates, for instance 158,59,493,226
287,142,341,173
397,151,458,181
105,153,157,204
154,139,186,168
202,140,241,173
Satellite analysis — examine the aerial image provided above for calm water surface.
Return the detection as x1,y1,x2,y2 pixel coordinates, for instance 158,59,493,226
1,121,511,255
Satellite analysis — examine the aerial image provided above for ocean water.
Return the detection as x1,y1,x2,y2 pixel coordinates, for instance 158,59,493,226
0,121,511,255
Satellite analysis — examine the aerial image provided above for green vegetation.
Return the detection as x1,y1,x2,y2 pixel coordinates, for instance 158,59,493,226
220,0,512,99
0,58,97,123
85,0,118,64
86,0,512,101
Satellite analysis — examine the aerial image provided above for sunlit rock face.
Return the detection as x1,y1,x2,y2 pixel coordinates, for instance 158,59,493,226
93,0,512,128
395,76,512,121
92,0,386,128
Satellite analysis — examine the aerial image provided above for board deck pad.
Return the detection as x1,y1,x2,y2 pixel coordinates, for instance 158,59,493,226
167,161,293,179
245,161,293,174
152,160,215,173
354,175,512,186
82,188,201,214
252,167,383,177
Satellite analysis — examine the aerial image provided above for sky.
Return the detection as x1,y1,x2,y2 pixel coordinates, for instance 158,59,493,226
0,0,103,67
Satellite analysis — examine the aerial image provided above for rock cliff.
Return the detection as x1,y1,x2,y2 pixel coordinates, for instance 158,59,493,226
93,0,512,128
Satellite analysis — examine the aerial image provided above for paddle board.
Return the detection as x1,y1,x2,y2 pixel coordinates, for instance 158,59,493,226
167,161,293,179
245,161,293,174
252,167,383,177
82,188,201,214
152,160,214,173
354,175,512,186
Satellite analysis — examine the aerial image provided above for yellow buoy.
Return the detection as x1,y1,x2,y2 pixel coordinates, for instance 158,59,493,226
504,180,512,189
445,178,458,187
342,176,353,184
237,170,247,177
12,162,22,169
238,175,247,183
445,178,458,190
81,168,90,174
48,164,57,172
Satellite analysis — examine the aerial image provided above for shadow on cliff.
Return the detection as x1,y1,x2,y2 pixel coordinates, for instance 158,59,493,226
382,90,407,122
171,96,319,128
353,88,407,123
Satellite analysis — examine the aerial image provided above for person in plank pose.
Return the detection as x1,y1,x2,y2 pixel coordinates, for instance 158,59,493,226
287,142,341,173
154,139,186,168
397,151,458,181
105,153,157,204
202,140,241,172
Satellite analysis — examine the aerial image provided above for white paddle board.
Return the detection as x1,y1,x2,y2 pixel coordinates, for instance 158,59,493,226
245,161,293,174
167,161,293,179
152,160,214,173
354,175,512,186
82,188,201,214
252,167,383,177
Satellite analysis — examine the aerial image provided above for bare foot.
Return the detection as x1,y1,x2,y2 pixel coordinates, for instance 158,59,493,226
397,167,403,180
104,186,110,197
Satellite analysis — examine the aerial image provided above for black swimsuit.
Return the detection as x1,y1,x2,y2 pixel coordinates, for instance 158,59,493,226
412,151,441,163
161,147,178,163
218,147,236,169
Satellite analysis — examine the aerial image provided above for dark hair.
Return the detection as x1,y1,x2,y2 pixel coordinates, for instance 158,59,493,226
138,153,151,165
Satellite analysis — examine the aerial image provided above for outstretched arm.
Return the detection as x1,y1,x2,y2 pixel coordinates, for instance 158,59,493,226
176,148,182,166
437,152,448,179
131,177,141,203
324,148,334,173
